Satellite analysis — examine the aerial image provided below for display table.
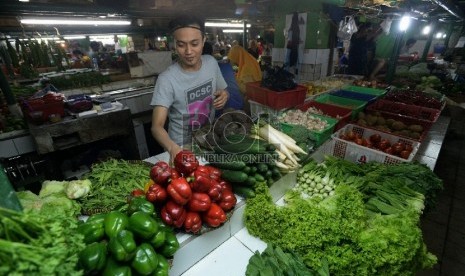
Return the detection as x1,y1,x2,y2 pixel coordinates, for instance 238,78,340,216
144,116,451,276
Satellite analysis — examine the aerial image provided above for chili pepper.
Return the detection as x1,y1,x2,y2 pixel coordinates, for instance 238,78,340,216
131,243,159,275
160,200,187,228
78,213,106,244
159,230,180,258
104,210,129,238
187,192,211,212
102,257,132,276
146,183,168,205
108,229,137,262
127,196,155,215
207,180,223,202
148,228,166,248
166,177,192,205
184,211,202,234
150,161,172,186
217,188,237,212
78,241,107,274
131,188,145,197
155,254,170,276
128,211,159,239
202,203,227,228
174,150,199,176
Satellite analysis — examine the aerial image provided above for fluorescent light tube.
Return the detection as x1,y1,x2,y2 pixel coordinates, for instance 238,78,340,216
222,29,244,33
206,22,251,28
20,18,131,26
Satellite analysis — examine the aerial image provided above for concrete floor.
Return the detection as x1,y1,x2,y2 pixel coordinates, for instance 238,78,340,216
419,115,465,276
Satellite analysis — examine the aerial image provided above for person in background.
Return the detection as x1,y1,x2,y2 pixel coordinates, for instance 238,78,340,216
227,45,262,94
150,15,229,163
285,12,301,74
247,39,260,59
203,41,244,111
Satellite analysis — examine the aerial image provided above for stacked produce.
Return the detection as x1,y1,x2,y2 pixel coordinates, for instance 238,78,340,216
294,160,337,200
78,159,151,215
278,109,330,132
383,89,444,110
145,150,237,234
356,111,427,141
0,206,86,275
77,196,178,275
336,125,415,160
244,156,442,275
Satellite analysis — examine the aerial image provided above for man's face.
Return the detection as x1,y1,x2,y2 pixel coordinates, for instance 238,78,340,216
173,26,205,71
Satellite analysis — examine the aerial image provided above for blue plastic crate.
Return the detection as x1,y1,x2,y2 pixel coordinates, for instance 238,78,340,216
329,89,377,104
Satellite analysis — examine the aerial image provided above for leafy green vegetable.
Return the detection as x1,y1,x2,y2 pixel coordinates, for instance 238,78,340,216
246,244,329,276
245,181,436,275
0,207,85,275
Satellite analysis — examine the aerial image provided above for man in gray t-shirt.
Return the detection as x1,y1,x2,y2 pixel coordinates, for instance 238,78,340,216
150,15,229,163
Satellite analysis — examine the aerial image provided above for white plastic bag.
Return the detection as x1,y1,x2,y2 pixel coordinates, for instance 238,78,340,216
337,16,358,40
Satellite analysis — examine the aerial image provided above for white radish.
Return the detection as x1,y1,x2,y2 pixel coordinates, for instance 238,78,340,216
258,126,298,164
263,124,307,155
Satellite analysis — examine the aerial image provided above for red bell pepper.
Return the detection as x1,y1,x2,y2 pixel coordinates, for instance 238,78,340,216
218,180,232,192
174,150,199,176
190,169,213,193
207,180,223,202
205,165,221,181
217,189,237,212
145,183,168,204
167,177,192,205
171,168,181,180
202,203,227,228
160,200,187,228
184,211,202,234
150,161,172,186
187,192,211,212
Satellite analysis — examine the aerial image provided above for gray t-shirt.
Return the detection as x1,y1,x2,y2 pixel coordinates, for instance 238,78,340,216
151,55,227,146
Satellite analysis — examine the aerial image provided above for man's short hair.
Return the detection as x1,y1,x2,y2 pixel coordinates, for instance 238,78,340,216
169,14,205,35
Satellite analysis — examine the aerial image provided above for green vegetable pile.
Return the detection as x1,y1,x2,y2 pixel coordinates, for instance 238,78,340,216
77,196,179,275
79,159,151,214
246,244,329,276
244,156,441,275
0,207,85,275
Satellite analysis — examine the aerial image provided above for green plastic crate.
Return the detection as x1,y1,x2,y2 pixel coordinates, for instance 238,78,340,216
341,85,387,97
279,113,338,147
314,94,367,119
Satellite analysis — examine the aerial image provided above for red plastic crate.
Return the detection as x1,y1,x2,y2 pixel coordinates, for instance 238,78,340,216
245,81,306,110
295,100,352,131
21,97,65,124
357,110,433,142
365,99,441,122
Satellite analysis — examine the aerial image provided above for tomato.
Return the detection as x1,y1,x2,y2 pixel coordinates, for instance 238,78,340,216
399,150,411,159
392,142,405,154
365,140,374,148
346,131,356,141
339,134,348,140
361,139,368,147
355,138,364,145
369,134,381,144
404,144,413,153
378,139,390,150
383,147,394,155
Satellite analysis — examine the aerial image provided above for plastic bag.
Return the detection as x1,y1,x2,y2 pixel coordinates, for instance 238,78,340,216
337,16,358,40
380,17,393,35
261,66,297,92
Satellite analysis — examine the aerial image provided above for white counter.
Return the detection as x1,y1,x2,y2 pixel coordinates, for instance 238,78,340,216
144,116,451,276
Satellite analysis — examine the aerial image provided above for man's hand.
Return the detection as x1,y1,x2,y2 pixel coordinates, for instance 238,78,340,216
213,89,229,109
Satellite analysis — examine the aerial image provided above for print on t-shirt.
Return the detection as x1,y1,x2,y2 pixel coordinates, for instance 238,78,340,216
186,79,213,128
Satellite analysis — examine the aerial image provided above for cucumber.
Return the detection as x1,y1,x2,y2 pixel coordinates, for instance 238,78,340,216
221,169,249,183
209,160,247,171
254,173,265,182
256,163,268,173
243,166,252,174
245,176,257,187
233,185,256,198
265,170,273,178
250,166,258,174
213,140,267,154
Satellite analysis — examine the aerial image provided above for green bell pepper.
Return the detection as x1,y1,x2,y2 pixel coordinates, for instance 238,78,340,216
78,213,106,244
149,229,166,248
159,231,179,258
103,257,132,276
108,229,137,262
78,241,107,274
104,210,129,238
127,196,155,215
154,254,170,276
128,211,158,239
131,243,159,275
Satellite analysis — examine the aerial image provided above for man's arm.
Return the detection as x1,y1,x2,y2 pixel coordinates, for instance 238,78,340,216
151,106,182,163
